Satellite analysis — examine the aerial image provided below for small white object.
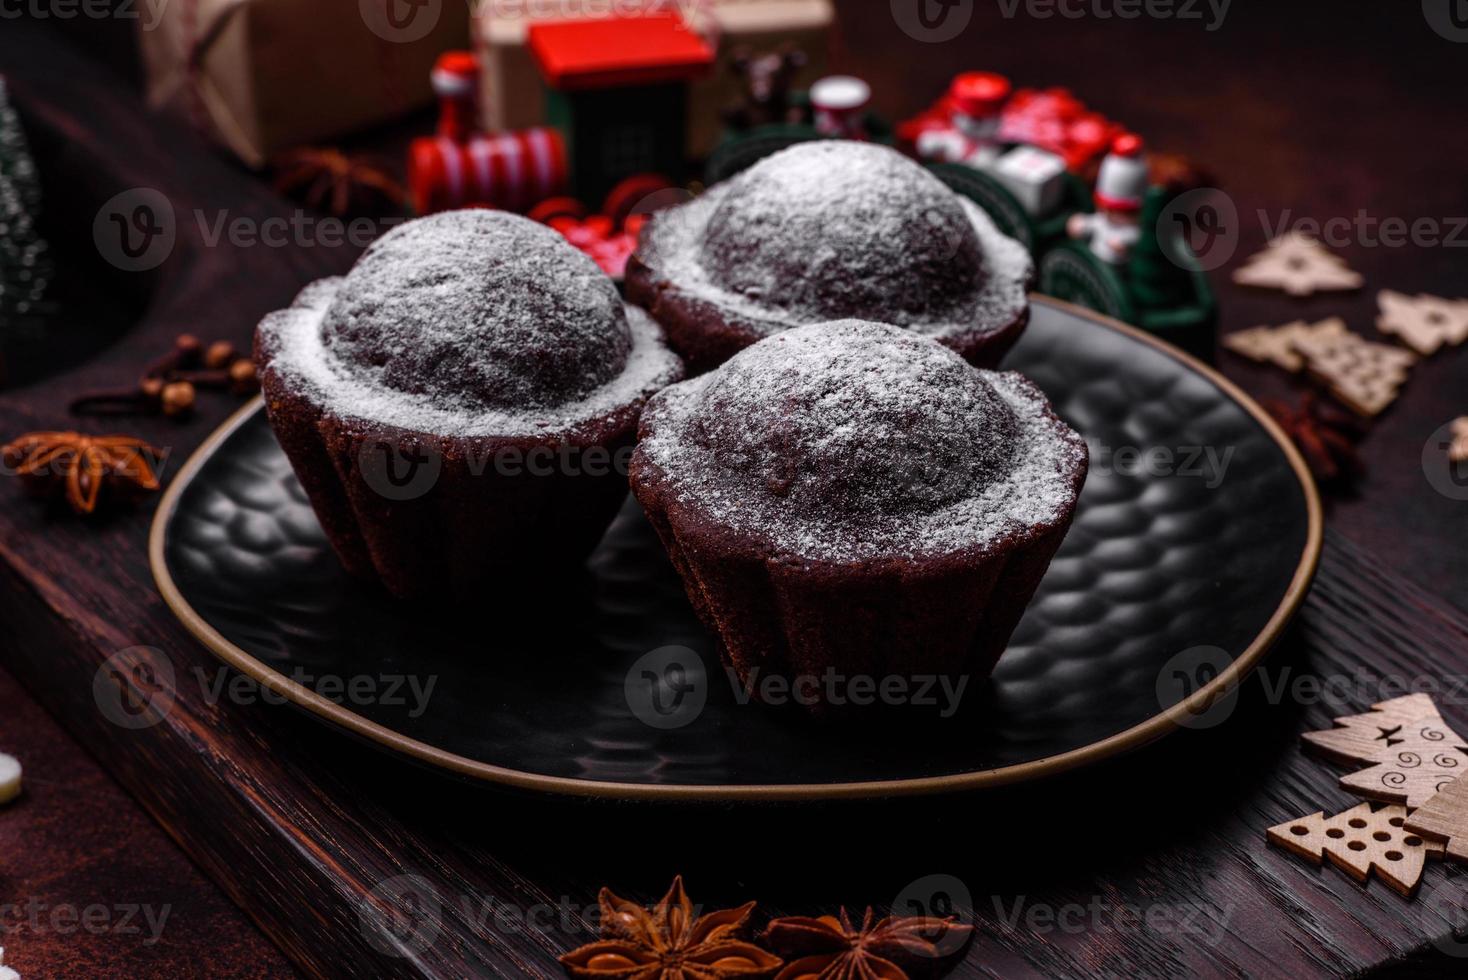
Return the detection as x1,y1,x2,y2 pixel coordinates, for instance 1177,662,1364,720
1093,136,1148,211
0,753,20,805
810,75,870,138
1070,211,1142,265
992,146,1067,216
809,75,870,113
0,946,20,980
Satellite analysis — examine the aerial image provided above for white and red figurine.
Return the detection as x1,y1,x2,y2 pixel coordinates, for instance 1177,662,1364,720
914,71,1012,168
809,75,872,140
1066,133,1149,265
408,51,568,215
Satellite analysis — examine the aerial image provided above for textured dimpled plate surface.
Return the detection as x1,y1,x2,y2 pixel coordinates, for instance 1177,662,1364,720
161,302,1311,790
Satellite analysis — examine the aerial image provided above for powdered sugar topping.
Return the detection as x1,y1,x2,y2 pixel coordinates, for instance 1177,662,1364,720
638,140,1033,338
638,321,1087,562
258,211,681,438
321,210,630,411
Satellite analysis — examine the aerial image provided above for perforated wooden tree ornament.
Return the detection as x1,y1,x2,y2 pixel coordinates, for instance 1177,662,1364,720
1449,417,1468,464
1293,330,1416,417
1268,802,1444,897
1405,773,1468,865
1222,318,1346,372
1231,232,1364,296
1302,694,1468,807
1376,290,1468,356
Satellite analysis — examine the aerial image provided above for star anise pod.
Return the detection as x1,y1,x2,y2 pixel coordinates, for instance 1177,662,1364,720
1263,392,1366,483
762,908,973,980
2,431,162,514
271,147,406,218
561,876,782,979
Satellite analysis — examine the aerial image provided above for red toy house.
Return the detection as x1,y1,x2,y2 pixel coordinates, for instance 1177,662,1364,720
528,14,714,203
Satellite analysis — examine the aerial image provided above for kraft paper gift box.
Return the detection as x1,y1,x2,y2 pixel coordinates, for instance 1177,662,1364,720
138,0,470,167
472,0,834,161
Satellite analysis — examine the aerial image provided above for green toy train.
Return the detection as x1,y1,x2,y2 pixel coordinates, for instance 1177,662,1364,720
706,123,1217,361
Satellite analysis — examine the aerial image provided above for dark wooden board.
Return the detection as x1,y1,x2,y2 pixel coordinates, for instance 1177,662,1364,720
0,659,294,979
4,4,1468,977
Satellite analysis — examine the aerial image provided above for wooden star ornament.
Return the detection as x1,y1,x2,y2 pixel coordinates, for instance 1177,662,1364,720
560,877,783,979
2,431,162,515
1302,694,1468,808
1268,802,1444,897
1231,232,1363,297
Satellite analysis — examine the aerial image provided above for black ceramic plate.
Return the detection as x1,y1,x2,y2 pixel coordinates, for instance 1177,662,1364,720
151,299,1321,801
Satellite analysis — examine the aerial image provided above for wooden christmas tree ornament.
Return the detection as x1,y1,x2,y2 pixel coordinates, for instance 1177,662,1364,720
1405,774,1468,864
1293,329,1416,417
1302,694,1468,807
1449,417,1468,464
0,752,19,805
1376,290,1468,356
1222,317,1346,372
1231,232,1364,297
1268,802,1444,897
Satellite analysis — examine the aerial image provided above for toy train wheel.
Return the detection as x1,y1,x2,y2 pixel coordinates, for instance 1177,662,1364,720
926,163,1037,251
601,174,675,229
1039,242,1137,324
705,125,821,185
705,99,897,186
527,196,587,224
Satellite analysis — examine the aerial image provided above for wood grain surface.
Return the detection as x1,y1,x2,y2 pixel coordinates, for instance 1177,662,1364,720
3,2,1468,977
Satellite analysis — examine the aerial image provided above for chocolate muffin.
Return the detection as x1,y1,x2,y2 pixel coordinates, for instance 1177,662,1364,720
629,320,1087,710
626,140,1033,374
255,209,683,600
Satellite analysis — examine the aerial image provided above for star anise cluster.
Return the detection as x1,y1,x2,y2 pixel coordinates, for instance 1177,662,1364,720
2,431,162,514
272,147,406,218
762,908,973,980
561,881,973,980
561,877,782,979
1263,392,1366,483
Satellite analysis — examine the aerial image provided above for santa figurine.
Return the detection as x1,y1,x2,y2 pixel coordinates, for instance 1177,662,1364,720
1067,133,1148,265
429,50,482,142
915,71,1011,168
